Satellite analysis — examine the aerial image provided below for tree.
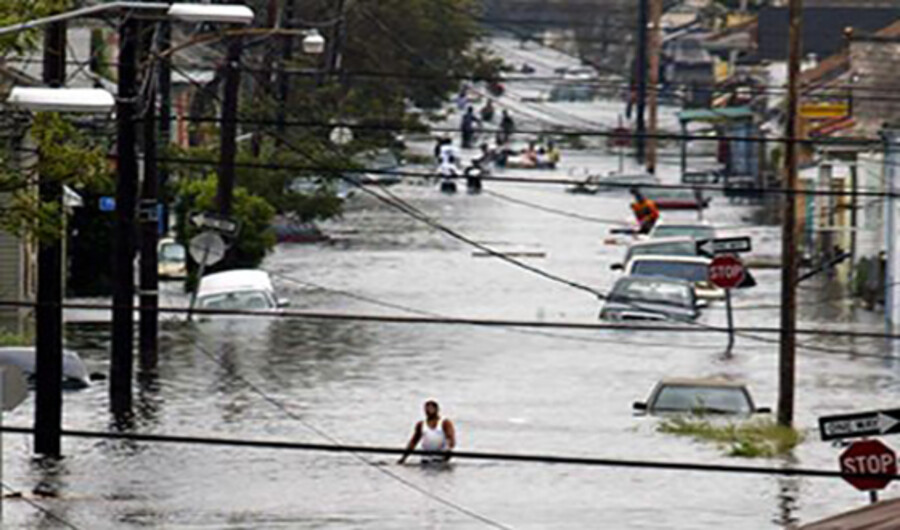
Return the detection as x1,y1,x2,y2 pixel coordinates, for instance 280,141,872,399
174,174,277,279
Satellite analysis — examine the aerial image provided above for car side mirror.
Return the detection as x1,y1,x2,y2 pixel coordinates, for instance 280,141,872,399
610,263,623,271
277,298,291,308
756,406,772,414
633,401,647,412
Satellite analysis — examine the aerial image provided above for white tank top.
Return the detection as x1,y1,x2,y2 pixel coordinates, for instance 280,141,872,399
421,419,448,454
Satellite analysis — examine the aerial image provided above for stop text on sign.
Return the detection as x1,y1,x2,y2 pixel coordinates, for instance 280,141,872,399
839,439,897,491
708,255,746,289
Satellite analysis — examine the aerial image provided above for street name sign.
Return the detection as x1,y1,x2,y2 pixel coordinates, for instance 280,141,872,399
708,254,746,290
840,439,897,491
696,237,752,258
819,409,900,441
190,212,239,237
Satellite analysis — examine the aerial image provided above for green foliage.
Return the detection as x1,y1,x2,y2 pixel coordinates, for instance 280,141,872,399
658,416,804,458
0,330,32,347
0,0,70,55
0,113,109,241
174,174,277,274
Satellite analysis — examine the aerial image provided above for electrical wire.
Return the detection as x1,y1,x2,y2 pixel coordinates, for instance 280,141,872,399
482,188,631,225
186,335,513,529
1,481,84,530
0,426,896,482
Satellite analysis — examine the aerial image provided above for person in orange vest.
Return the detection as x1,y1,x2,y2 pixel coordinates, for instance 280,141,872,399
630,187,660,234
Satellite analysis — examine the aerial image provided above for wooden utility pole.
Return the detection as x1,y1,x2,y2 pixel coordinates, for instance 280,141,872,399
778,0,803,428
635,0,648,163
216,34,242,217
35,20,66,457
646,0,662,175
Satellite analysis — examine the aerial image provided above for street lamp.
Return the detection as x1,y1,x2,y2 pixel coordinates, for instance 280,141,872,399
166,4,254,25
302,30,326,55
7,87,115,113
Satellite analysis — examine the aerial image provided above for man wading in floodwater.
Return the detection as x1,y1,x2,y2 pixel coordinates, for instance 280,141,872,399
399,400,456,465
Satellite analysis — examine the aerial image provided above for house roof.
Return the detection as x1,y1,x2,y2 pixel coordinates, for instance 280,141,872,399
800,497,900,529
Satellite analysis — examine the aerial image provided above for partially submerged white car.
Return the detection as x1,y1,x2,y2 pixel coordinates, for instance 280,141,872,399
195,270,289,314
624,255,725,301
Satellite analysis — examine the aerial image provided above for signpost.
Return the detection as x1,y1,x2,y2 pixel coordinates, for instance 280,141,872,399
839,439,897,501
190,212,240,237
819,409,900,442
187,231,228,321
0,365,28,520
696,237,752,258
708,254,747,357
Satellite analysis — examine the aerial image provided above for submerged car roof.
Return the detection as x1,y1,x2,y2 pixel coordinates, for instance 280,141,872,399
197,269,275,296
627,255,711,265
628,237,697,250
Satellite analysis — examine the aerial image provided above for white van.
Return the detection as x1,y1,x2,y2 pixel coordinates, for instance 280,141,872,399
195,270,289,312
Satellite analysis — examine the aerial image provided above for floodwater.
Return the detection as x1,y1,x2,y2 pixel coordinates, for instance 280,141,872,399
3,169,899,529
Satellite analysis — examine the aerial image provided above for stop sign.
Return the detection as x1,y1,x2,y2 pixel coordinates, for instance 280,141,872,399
708,254,745,289
840,439,897,491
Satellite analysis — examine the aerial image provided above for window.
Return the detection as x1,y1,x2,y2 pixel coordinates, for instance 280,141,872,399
198,291,274,311
652,386,751,414
631,261,708,282
611,279,692,307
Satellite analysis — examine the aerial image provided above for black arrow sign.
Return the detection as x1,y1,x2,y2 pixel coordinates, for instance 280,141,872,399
695,237,752,258
819,408,900,441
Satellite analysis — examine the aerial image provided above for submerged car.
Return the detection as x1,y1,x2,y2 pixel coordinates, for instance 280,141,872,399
195,270,289,313
600,276,699,322
611,237,697,271
649,222,715,241
0,347,91,389
158,238,187,280
624,255,724,300
633,378,769,416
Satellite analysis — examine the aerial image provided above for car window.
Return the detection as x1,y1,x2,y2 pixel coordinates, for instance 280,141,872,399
652,386,751,414
628,241,696,260
159,243,186,263
198,291,274,311
631,260,708,282
652,226,714,240
611,279,692,307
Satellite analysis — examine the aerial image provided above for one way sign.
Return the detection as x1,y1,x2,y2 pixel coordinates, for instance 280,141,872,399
696,237,752,258
819,409,900,441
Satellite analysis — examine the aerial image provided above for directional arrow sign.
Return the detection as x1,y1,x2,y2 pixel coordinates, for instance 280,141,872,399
190,212,240,237
696,237,752,258
819,408,900,441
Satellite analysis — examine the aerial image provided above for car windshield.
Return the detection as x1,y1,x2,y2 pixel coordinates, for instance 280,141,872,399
198,291,273,311
159,243,186,263
631,260,708,282
652,225,714,240
610,279,692,307
628,241,696,260
652,385,752,414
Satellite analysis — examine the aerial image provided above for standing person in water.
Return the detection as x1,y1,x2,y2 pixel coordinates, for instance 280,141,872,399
398,400,456,464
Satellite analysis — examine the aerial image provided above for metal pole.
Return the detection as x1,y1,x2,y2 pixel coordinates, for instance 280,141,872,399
216,34,242,217
870,490,879,504
778,0,803,428
646,0,662,175
111,16,139,416
34,20,66,458
635,0,648,164
724,289,734,358
277,0,295,135
139,24,159,372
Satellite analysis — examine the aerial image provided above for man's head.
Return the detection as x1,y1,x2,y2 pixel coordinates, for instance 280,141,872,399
630,187,643,201
424,400,440,419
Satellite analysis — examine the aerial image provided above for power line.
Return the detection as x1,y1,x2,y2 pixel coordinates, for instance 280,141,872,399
0,426,893,482
1,481,84,530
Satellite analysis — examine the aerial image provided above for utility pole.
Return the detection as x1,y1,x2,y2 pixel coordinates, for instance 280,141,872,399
646,0,662,175
277,0,295,134
216,34,242,217
327,0,346,77
883,130,900,332
34,20,66,458
635,0,648,164
157,21,172,235
138,21,159,372
778,0,803,428
111,16,139,416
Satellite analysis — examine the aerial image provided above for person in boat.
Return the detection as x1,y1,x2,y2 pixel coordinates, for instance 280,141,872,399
399,400,456,465
545,141,561,166
523,141,539,166
630,187,660,234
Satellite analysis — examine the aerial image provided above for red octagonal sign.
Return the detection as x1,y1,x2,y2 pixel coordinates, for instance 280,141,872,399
708,254,745,289
840,439,897,491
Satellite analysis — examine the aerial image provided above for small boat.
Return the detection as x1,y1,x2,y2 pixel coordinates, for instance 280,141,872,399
0,347,92,389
